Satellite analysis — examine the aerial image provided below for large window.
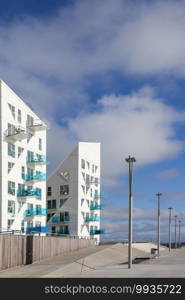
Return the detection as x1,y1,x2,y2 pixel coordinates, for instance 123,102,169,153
8,200,15,214
18,147,24,157
47,186,52,196
8,103,15,119
26,114,34,127
8,142,15,157
27,150,34,162
8,181,15,195
81,159,85,169
47,200,56,209
18,109,21,123
60,185,69,195
8,123,16,136
8,162,14,173
39,138,42,151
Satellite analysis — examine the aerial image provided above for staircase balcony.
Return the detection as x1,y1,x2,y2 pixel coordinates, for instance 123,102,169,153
51,216,70,223
27,119,48,132
90,203,104,210
24,208,47,217
4,127,28,141
27,155,48,165
26,226,49,234
17,188,41,198
22,172,47,182
84,216,100,222
90,229,105,235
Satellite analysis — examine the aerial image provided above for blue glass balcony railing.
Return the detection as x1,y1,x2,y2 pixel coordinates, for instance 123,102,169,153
84,216,100,222
24,208,47,217
94,193,105,200
27,155,48,164
90,203,104,210
90,229,105,235
22,173,47,182
26,226,49,234
17,188,41,198
51,216,70,223
57,230,70,235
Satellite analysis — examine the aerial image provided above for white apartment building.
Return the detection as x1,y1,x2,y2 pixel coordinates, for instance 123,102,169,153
47,142,103,244
0,80,48,234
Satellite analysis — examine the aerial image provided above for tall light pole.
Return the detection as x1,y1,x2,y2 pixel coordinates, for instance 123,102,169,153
174,215,177,249
178,220,181,248
125,155,136,269
156,193,162,258
168,207,173,252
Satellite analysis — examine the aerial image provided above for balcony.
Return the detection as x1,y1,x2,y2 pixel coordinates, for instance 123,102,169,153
17,188,41,198
26,226,49,234
22,172,47,182
24,208,47,217
4,127,28,141
51,216,70,223
84,216,100,222
27,119,47,132
90,229,105,235
27,155,48,165
94,193,104,200
90,203,104,210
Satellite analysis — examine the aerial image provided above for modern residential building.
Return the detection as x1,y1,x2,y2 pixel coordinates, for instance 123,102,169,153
47,142,102,244
0,80,48,234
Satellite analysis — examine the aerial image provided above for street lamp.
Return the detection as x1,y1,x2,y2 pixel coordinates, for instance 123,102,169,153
156,192,162,258
168,207,173,252
178,220,181,248
174,215,177,249
125,155,136,269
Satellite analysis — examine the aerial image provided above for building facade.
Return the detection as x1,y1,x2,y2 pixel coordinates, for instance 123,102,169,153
0,80,47,233
47,142,102,244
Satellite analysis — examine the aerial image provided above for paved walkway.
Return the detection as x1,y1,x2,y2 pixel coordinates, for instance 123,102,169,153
76,247,185,278
0,245,107,278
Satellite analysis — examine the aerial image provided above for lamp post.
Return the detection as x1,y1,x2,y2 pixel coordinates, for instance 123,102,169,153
178,220,181,248
174,215,177,249
125,155,136,269
168,207,173,252
156,193,162,258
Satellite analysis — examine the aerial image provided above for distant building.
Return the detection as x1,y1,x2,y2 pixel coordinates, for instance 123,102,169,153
0,80,48,234
47,142,102,244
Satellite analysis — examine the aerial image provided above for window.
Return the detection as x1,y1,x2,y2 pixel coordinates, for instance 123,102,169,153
95,177,99,186
81,198,85,206
36,188,41,199
27,150,34,162
8,162,14,173
8,181,15,195
8,123,16,136
27,168,33,177
81,172,85,181
81,159,85,169
18,147,24,157
59,225,69,234
86,174,90,184
27,221,33,228
60,185,69,195
95,165,98,173
8,200,15,214
60,211,69,221
8,103,15,119
26,114,34,127
18,109,21,123
8,219,14,229
21,167,25,179
21,221,24,233
86,161,90,170
47,200,56,209
27,132,33,143
8,142,15,157
92,164,95,173
81,185,85,194
47,186,52,196
18,183,25,194
87,200,89,207
90,189,93,198
52,226,56,233
39,138,42,151
47,214,51,222
60,198,68,207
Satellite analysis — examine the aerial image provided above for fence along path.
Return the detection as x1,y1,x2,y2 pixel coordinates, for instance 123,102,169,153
0,234,95,271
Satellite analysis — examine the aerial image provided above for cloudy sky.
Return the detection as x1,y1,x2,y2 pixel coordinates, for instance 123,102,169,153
1,0,185,242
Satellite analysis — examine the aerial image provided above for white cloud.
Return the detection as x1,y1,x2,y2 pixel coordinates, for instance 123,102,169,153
156,168,180,181
67,87,185,186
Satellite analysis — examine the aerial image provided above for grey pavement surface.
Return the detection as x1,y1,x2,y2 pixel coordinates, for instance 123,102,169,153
76,247,185,278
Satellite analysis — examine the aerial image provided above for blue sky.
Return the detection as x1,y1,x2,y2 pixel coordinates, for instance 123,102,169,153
1,0,185,242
